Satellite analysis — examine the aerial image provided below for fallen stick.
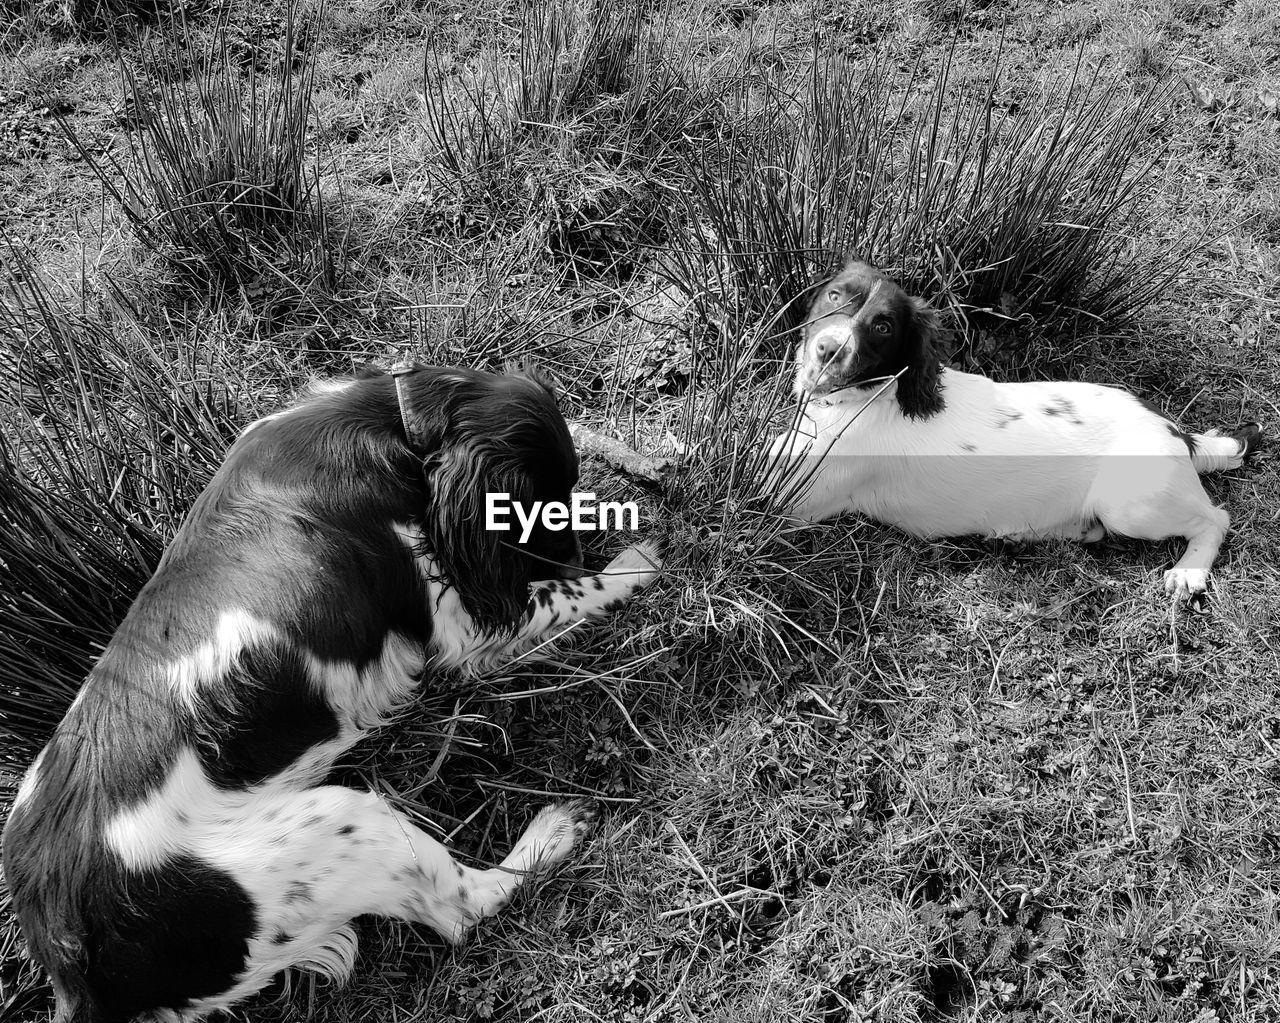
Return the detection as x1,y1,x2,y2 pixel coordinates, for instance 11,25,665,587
568,423,675,484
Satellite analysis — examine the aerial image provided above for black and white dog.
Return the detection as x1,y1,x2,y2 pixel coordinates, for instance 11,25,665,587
770,260,1261,602
2,363,662,1023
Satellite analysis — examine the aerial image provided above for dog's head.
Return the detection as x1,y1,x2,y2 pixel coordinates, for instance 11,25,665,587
793,260,943,419
396,364,584,635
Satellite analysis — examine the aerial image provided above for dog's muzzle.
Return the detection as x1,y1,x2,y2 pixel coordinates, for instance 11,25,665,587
799,321,856,395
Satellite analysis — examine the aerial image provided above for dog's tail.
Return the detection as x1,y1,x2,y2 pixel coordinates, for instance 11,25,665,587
1188,422,1263,474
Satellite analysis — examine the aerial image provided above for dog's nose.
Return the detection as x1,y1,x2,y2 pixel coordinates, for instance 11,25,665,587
808,322,849,366
811,329,850,363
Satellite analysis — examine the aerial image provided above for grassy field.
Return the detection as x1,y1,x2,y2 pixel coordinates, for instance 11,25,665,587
2,0,1279,1020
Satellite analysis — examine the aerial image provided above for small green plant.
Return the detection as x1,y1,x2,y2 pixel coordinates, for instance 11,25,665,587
55,2,339,310
1113,18,1174,79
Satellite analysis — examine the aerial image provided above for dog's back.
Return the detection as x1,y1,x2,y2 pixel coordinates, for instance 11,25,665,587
2,394,423,1021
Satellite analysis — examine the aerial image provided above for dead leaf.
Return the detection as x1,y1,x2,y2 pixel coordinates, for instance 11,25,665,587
1183,76,1223,113
1260,89,1279,118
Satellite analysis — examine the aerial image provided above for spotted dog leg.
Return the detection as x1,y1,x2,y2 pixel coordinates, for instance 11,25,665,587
183,789,595,1016
527,540,663,625
430,540,664,671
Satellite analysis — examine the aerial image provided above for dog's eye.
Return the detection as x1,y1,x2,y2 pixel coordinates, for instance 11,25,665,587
873,319,892,335
827,289,842,304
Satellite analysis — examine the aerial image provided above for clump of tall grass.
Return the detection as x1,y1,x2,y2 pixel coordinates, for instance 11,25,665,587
0,250,299,760
667,40,1194,344
417,0,717,275
55,3,340,311
4,0,194,37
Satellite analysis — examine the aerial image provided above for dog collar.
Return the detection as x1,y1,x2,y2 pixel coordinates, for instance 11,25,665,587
389,361,429,452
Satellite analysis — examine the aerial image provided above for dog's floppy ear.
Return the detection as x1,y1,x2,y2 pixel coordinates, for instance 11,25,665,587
897,296,945,420
423,440,535,635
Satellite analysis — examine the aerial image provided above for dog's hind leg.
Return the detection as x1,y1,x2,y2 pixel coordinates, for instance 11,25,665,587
186,788,593,1014
1161,508,1230,603
1091,455,1231,605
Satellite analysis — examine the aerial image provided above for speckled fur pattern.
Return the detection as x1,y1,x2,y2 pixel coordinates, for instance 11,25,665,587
1,364,663,1023
772,261,1262,604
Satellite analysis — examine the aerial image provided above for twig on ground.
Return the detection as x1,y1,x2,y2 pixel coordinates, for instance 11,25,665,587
1112,734,1139,843
658,886,778,919
664,819,742,922
569,423,675,484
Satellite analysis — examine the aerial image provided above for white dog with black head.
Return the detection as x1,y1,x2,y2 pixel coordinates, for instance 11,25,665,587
770,260,1261,604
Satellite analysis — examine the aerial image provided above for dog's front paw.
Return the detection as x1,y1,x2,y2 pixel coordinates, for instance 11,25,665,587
519,799,598,873
1164,567,1211,610
603,539,664,588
